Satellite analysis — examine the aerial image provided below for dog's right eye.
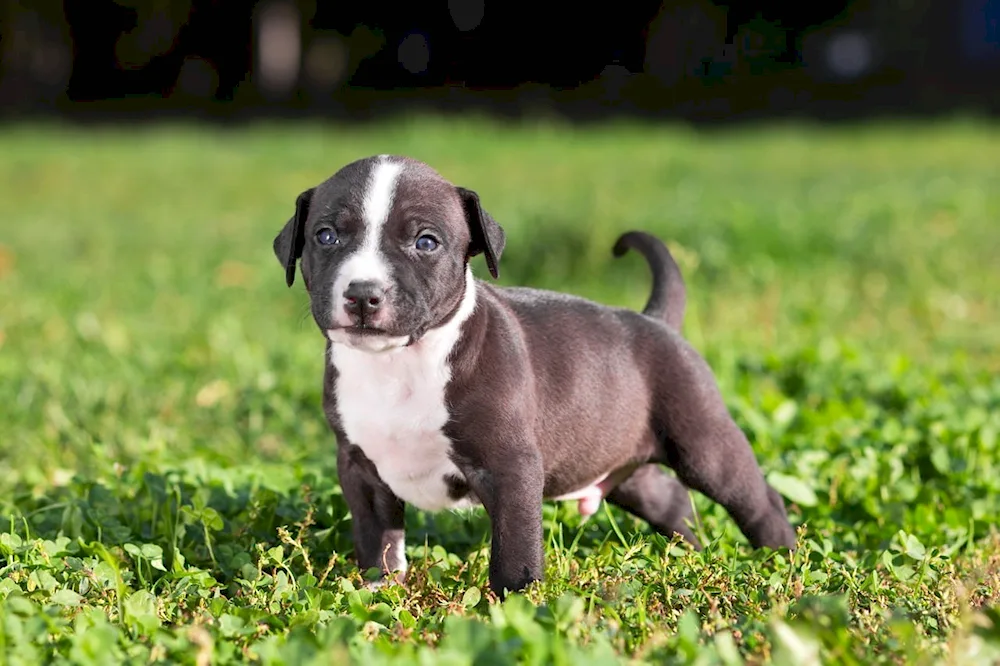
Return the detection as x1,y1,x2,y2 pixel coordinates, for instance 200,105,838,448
316,228,339,245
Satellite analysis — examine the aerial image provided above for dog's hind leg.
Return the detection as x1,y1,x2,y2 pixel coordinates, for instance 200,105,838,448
605,464,702,549
657,412,797,550
646,343,798,550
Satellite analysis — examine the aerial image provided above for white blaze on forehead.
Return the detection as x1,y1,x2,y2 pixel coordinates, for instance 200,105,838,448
363,157,404,233
331,157,404,324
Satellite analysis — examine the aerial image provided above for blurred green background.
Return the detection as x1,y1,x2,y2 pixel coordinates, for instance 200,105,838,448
2,118,997,488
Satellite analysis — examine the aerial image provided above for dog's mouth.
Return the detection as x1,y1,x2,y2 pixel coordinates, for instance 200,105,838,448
326,325,412,352
337,325,388,336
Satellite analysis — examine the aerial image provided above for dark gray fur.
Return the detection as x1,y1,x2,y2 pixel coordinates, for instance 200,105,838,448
273,156,797,598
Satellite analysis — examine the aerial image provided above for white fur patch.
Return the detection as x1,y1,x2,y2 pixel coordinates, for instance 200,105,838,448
385,533,407,573
332,267,480,522
331,157,403,326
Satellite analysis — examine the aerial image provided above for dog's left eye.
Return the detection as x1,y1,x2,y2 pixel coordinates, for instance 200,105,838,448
415,235,439,252
316,228,339,245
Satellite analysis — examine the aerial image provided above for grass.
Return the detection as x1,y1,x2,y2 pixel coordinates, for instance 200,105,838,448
1,115,999,664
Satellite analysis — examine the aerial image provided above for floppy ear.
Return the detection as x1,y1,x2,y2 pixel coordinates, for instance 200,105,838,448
273,188,314,287
456,186,505,279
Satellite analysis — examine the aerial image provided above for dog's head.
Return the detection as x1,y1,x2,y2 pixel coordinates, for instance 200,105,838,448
273,155,505,352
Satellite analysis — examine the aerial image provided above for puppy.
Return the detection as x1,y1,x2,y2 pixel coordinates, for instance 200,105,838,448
272,155,797,597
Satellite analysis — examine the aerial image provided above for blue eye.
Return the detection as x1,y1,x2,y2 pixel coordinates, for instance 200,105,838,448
316,228,339,245
415,235,439,252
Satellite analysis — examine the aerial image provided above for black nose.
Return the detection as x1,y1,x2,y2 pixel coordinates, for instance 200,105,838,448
343,281,385,319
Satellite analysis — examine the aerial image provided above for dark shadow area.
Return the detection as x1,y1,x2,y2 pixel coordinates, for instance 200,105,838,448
1,0,998,127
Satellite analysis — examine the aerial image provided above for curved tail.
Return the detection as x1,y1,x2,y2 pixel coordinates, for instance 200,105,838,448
612,231,686,331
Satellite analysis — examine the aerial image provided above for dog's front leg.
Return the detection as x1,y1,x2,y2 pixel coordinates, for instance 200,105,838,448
336,441,407,587
459,443,545,599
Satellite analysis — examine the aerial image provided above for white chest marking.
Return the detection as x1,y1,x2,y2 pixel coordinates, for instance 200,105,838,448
331,156,403,327
331,267,479,511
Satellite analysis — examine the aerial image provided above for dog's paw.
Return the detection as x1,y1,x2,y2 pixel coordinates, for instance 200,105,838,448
361,570,407,592
362,578,390,592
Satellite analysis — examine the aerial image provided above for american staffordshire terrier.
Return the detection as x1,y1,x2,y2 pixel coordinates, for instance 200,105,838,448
272,155,797,598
